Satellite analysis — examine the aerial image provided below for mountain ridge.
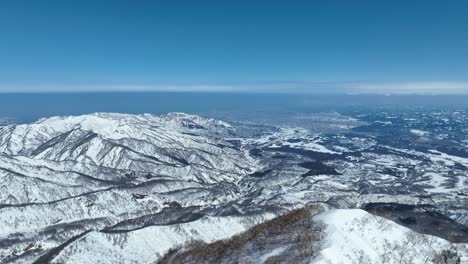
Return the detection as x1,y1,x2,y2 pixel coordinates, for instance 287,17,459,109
0,111,467,263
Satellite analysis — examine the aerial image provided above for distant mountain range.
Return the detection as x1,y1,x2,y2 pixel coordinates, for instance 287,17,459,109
0,112,467,263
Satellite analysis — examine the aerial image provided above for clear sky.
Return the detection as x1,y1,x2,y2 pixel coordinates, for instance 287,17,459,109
0,0,467,94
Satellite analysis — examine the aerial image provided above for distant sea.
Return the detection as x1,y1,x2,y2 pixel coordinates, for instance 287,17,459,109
1,92,467,123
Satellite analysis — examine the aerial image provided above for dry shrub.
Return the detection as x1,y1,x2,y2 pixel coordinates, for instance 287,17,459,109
265,255,283,264
432,248,461,264
157,204,326,264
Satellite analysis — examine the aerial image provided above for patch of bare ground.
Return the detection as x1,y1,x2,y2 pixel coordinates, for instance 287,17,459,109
156,204,326,264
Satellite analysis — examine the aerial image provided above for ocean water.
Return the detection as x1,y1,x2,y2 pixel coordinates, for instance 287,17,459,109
0,92,467,123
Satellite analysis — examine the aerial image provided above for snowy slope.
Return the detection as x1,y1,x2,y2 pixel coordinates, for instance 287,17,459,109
314,209,468,264
49,214,272,264
0,113,261,263
0,113,253,183
0,111,467,263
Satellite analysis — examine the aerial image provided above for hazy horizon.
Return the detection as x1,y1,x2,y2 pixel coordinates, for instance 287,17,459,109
2,92,467,124
1,1,467,94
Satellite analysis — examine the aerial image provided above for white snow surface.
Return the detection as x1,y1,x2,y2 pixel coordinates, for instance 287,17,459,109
50,209,468,264
51,214,273,264
410,129,430,136
314,209,468,264
239,127,340,154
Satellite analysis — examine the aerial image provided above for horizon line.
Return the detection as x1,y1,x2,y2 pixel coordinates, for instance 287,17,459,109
1,81,468,95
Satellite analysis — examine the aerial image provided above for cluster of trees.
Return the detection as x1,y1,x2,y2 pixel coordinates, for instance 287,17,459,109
156,204,326,264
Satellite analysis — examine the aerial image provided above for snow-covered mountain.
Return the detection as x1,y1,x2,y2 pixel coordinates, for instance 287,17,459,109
0,112,251,182
0,112,467,263
0,113,262,263
156,207,467,264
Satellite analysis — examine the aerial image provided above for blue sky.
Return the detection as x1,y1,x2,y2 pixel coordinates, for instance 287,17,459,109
0,0,467,94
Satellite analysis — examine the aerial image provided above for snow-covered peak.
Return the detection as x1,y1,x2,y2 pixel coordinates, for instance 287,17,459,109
33,113,126,137
314,209,468,264
0,112,236,155
162,112,232,128
31,112,231,138
0,113,256,185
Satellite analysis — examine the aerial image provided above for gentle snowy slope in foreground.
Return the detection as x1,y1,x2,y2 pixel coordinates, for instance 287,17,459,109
49,214,273,264
155,207,467,264
314,209,468,264
48,208,468,264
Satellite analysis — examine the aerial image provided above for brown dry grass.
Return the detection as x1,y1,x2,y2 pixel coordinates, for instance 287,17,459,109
157,204,325,264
